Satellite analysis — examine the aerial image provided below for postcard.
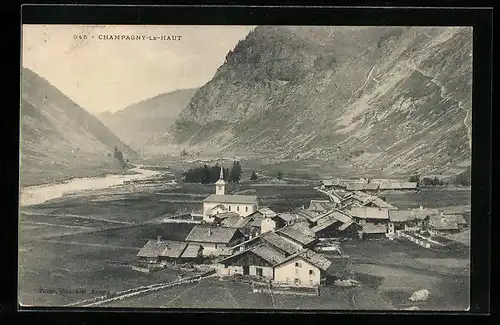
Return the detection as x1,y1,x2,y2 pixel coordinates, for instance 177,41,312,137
19,24,472,310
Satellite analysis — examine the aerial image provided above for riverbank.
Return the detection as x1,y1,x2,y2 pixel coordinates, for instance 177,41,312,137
19,166,161,207
20,165,140,188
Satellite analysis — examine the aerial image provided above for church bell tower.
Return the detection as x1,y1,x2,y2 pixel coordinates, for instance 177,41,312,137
215,166,226,195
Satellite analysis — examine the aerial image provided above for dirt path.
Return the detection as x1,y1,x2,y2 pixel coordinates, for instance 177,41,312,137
222,283,242,308
161,281,200,307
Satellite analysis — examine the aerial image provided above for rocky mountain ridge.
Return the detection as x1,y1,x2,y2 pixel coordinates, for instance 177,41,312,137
20,68,137,187
155,26,472,177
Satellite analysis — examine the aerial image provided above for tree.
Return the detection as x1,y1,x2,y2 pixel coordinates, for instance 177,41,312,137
230,161,243,183
453,166,471,186
250,172,258,180
277,171,283,180
113,145,126,168
201,165,210,184
408,174,420,183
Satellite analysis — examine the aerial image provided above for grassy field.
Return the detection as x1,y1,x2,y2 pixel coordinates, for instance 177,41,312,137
64,223,196,248
334,238,470,311
102,276,395,310
19,239,183,307
385,188,471,209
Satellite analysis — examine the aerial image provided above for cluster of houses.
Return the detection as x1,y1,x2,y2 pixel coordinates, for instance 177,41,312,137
136,168,467,288
321,178,418,193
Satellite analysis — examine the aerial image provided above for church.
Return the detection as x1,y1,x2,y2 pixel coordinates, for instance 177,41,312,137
202,167,259,222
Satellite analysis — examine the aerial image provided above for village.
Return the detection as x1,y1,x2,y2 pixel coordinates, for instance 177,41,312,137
133,167,469,299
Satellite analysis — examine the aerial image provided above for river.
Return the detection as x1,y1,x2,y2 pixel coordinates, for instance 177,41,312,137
19,167,161,207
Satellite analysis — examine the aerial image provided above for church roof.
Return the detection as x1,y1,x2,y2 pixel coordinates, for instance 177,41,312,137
203,194,258,204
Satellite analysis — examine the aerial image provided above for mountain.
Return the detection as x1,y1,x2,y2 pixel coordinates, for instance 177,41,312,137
97,88,197,154
157,26,472,176
20,67,138,187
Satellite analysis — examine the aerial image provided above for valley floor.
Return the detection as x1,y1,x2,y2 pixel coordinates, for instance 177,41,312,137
18,167,471,310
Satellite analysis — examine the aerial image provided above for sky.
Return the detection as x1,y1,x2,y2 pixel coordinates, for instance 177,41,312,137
22,25,255,114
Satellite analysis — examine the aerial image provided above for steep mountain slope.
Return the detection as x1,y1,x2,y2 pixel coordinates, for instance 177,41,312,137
98,88,197,154
20,68,138,187
158,26,472,176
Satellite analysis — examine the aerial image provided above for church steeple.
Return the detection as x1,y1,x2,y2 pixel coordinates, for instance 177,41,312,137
215,166,226,195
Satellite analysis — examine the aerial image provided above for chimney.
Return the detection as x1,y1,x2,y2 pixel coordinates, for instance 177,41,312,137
157,235,161,243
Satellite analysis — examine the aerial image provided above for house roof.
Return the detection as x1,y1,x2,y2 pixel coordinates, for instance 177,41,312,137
365,197,398,210
221,215,251,228
248,215,264,228
277,226,317,246
247,210,264,219
160,242,188,258
346,183,380,191
274,249,333,271
389,210,415,222
428,216,459,230
288,221,316,237
442,214,467,225
338,220,356,231
213,212,241,220
207,204,228,215
308,200,337,212
219,244,288,266
276,213,299,223
400,182,418,189
180,244,202,258
258,207,277,217
260,231,302,255
322,179,344,186
185,225,242,244
349,207,390,220
295,209,324,223
137,240,168,258
311,217,341,233
411,208,440,220
362,224,387,234
379,182,417,190
251,244,288,264
318,209,353,224
203,194,258,204
343,191,374,205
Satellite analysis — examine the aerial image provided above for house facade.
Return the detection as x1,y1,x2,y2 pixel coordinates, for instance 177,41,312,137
217,244,286,278
274,256,321,287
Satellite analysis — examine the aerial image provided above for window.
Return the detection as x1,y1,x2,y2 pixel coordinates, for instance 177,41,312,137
245,206,248,212
237,206,240,212
295,262,302,268
215,244,218,249
256,267,263,277
228,206,231,211
309,270,315,276
294,278,301,285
